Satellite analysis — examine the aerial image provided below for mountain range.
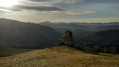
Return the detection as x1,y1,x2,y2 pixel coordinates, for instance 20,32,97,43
79,30,119,46
0,18,119,48
0,18,61,48
40,21,119,45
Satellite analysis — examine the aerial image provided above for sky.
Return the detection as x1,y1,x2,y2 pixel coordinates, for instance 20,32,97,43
0,0,119,23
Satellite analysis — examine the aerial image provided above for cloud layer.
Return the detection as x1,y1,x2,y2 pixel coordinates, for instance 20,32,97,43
0,5,95,15
26,0,82,4
0,0,118,22
0,0,95,15
13,5,64,11
66,11,96,15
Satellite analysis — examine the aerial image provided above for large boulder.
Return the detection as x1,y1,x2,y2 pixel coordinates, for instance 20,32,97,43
59,31,74,47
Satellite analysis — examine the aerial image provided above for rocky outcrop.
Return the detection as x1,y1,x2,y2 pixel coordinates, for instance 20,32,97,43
59,31,74,47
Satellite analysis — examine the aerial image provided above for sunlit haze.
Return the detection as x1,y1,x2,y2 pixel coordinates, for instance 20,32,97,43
0,0,119,23
0,0,19,7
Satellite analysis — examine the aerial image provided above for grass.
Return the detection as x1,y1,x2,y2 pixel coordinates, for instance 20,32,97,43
0,46,119,67
0,48,34,57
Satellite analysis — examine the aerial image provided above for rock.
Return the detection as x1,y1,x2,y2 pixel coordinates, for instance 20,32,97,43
59,31,74,47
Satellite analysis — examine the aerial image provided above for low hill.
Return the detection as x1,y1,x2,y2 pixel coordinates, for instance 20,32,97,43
79,30,119,46
0,46,119,67
97,25,119,31
0,18,61,48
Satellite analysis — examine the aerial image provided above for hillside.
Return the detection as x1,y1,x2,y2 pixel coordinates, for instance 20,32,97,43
40,22,119,32
40,22,119,45
0,46,119,67
0,18,61,48
79,30,119,46
40,22,94,43
97,25,119,31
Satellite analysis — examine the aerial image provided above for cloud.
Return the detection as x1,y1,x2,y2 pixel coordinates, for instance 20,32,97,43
26,0,82,4
0,5,64,11
66,11,96,15
0,5,96,15
32,10,96,15
0,9,13,13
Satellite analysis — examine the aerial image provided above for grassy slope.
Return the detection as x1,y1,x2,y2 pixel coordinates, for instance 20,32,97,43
0,48,34,57
0,46,119,67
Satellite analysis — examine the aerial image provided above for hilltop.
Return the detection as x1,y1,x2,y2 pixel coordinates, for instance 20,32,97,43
0,46,119,67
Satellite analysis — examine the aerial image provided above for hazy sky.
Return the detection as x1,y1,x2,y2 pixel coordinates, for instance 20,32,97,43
0,0,119,23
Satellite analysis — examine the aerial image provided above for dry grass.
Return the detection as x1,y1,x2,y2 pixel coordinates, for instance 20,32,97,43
0,46,119,67
0,48,34,57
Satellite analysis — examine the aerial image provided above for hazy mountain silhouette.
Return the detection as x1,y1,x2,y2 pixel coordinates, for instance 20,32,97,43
40,22,119,42
40,22,94,44
79,30,119,46
0,19,119,48
40,22,119,32
97,25,119,31
40,22,89,32
0,18,61,48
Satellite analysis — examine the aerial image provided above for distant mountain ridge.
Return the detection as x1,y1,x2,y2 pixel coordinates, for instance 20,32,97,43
40,21,119,32
0,18,61,48
79,30,119,46
40,21,94,40
40,21,119,45
0,18,119,48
